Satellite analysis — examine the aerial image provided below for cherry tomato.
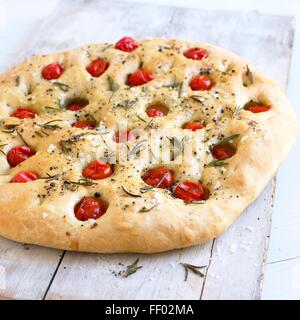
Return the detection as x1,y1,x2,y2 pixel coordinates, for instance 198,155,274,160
7,146,35,167
11,171,38,183
189,75,213,91
127,70,154,86
211,142,236,160
146,108,166,117
83,160,113,180
173,181,204,202
72,120,96,129
42,62,64,80
184,47,208,60
142,167,174,189
12,108,36,119
183,121,205,131
86,58,109,77
74,197,106,221
115,36,138,52
246,104,271,113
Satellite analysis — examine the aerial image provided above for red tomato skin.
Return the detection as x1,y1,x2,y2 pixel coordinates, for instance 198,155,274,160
74,197,106,221
72,120,96,129
173,181,204,202
142,167,174,189
113,130,136,143
67,104,86,111
247,104,271,113
189,75,213,91
7,146,35,167
12,108,36,119
11,171,38,183
184,121,205,131
211,142,236,160
146,108,165,117
184,47,208,60
86,58,109,77
42,62,64,80
115,37,138,52
83,160,113,180
127,70,154,86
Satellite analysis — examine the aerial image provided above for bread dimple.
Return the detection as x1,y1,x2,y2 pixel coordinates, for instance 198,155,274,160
0,38,297,253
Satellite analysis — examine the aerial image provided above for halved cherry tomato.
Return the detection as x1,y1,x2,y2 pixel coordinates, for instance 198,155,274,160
246,104,271,113
211,142,236,160
146,108,165,117
173,181,204,202
115,36,138,52
86,58,109,77
189,75,213,91
83,160,113,180
11,171,38,183
127,70,154,86
142,167,174,189
184,47,208,60
183,121,205,131
113,130,136,143
74,197,106,221
12,108,36,119
42,62,64,80
7,146,35,167
67,104,87,111
72,120,96,129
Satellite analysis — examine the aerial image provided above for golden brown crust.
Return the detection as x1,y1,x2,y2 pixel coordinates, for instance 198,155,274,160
0,38,298,253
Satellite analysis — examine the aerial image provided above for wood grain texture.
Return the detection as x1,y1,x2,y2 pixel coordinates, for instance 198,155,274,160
0,0,295,300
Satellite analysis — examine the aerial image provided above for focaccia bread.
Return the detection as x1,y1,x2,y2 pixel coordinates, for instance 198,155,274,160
0,37,297,253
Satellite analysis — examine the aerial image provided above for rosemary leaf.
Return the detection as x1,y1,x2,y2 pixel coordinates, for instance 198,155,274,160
245,65,254,84
191,95,206,105
233,105,245,117
120,259,142,278
64,178,97,187
181,263,206,281
138,204,157,212
207,159,228,167
128,140,147,157
53,82,71,92
219,134,240,144
121,186,142,198
16,129,31,147
117,99,137,109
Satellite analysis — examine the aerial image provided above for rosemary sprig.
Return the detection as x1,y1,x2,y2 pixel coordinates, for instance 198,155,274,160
39,173,61,181
1,123,19,134
138,204,157,212
140,185,154,193
38,119,63,130
0,143,7,155
121,186,142,198
120,259,142,278
191,95,206,105
181,263,206,281
207,159,228,167
16,129,31,147
101,44,113,52
59,134,83,153
63,178,97,187
233,105,245,117
245,65,254,85
117,99,137,109
218,134,240,145
108,76,119,102
53,82,71,92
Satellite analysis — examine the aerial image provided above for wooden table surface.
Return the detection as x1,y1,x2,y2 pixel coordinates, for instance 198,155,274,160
0,0,299,300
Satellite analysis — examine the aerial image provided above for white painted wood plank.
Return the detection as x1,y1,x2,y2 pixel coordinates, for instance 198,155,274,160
0,237,63,300
262,257,300,300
